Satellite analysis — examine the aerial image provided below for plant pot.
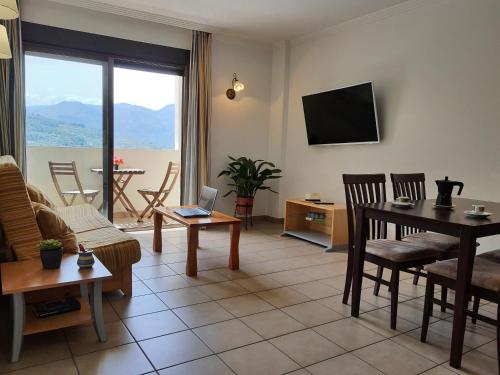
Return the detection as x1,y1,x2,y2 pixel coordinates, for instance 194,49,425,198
40,248,63,269
236,197,254,215
77,250,95,269
113,164,119,170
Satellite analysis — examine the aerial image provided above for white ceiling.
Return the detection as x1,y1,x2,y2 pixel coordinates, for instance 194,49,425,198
50,0,411,42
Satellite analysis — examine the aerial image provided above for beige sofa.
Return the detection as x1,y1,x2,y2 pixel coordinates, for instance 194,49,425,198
0,155,141,296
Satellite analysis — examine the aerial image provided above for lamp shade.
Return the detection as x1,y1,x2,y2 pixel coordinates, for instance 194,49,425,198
233,80,245,92
0,0,19,19
0,25,12,59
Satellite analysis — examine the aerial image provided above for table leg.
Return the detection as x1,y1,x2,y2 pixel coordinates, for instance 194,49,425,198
90,280,107,342
11,293,25,362
229,223,240,270
351,206,368,317
449,229,476,368
153,211,163,252
186,227,199,276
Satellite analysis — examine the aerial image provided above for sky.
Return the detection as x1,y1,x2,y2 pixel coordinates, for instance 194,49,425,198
25,54,179,110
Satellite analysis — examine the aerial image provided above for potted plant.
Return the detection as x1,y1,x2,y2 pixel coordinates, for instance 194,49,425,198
40,239,63,269
218,156,282,215
113,157,124,170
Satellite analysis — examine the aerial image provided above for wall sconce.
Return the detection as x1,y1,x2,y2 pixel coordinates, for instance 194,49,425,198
226,73,245,100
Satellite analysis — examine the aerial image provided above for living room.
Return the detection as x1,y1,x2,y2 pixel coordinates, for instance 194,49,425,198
0,0,499,374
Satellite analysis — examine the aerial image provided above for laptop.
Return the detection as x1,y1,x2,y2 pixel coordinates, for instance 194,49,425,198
174,186,218,218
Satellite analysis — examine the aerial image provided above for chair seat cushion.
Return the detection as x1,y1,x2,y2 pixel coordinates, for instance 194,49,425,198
367,239,439,263
425,257,500,292
137,188,159,194
478,249,500,264
56,204,112,233
76,227,141,273
402,232,459,253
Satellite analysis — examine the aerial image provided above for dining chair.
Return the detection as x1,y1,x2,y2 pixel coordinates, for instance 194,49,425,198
48,161,100,206
342,173,440,329
470,249,500,323
421,254,499,373
390,173,461,309
137,162,180,222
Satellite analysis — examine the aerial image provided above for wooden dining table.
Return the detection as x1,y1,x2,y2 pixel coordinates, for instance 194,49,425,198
350,197,500,369
91,168,145,220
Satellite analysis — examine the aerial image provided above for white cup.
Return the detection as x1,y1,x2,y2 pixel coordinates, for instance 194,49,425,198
472,204,485,213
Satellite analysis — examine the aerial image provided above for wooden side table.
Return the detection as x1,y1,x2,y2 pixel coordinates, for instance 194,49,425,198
1,255,112,362
153,207,241,276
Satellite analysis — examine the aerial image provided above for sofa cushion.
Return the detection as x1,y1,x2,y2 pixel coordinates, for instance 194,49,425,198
32,202,78,254
77,227,141,273
56,204,112,233
27,183,55,209
0,156,42,261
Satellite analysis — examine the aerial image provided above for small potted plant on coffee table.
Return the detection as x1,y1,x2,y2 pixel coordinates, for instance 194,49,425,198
40,239,63,269
218,156,282,222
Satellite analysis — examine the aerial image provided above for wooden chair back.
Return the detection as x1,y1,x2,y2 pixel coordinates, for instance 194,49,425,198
48,161,88,206
390,173,426,237
342,174,388,251
158,162,180,195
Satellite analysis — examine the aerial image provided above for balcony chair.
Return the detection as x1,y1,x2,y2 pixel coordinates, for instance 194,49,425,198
137,162,180,222
342,173,440,329
421,252,500,373
49,161,100,206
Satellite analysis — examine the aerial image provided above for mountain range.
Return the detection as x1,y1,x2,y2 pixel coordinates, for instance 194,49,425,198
26,101,176,149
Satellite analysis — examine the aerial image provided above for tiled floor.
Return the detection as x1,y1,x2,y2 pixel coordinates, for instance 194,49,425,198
0,222,497,374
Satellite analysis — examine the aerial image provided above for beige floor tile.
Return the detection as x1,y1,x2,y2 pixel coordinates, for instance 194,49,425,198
133,255,163,268
157,287,211,308
139,330,212,369
356,308,419,338
316,296,379,316
218,294,275,317
477,340,497,359
133,265,176,280
102,298,121,323
313,318,385,351
0,331,71,373
443,350,498,375
194,319,262,352
353,340,436,375
290,281,342,300
257,287,311,308
173,301,233,328
420,366,458,375
270,329,345,367
123,310,188,341
7,359,78,375
127,280,153,297
109,294,168,318
281,301,343,327
307,353,383,375
219,341,299,375
158,355,233,375
143,275,191,293
183,270,229,285
233,275,283,292
240,309,306,339
428,319,493,349
66,320,134,356
267,269,315,285
197,281,250,299
391,328,472,364
286,370,311,375
74,343,153,375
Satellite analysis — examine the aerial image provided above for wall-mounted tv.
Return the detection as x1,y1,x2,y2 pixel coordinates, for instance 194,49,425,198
302,82,379,145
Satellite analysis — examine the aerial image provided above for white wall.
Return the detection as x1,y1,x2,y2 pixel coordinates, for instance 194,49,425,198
272,0,500,248
20,0,275,217
210,36,273,215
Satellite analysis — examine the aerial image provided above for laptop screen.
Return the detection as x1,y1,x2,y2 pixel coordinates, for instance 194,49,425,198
198,186,218,213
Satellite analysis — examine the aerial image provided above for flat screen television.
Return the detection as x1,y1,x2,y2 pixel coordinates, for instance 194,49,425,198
302,82,379,145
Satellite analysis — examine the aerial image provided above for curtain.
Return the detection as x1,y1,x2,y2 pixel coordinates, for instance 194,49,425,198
0,1,25,174
181,30,212,204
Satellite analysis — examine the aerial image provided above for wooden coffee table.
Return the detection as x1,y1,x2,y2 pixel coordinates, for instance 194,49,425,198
153,207,241,276
1,255,112,362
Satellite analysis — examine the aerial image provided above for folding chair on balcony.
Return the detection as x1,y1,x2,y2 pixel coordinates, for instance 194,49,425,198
137,162,180,222
48,161,100,206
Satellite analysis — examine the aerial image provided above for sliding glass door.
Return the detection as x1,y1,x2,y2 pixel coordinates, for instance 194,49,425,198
25,52,105,212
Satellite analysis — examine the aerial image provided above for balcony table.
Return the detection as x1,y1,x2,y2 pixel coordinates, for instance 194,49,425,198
91,168,145,220
349,198,500,369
